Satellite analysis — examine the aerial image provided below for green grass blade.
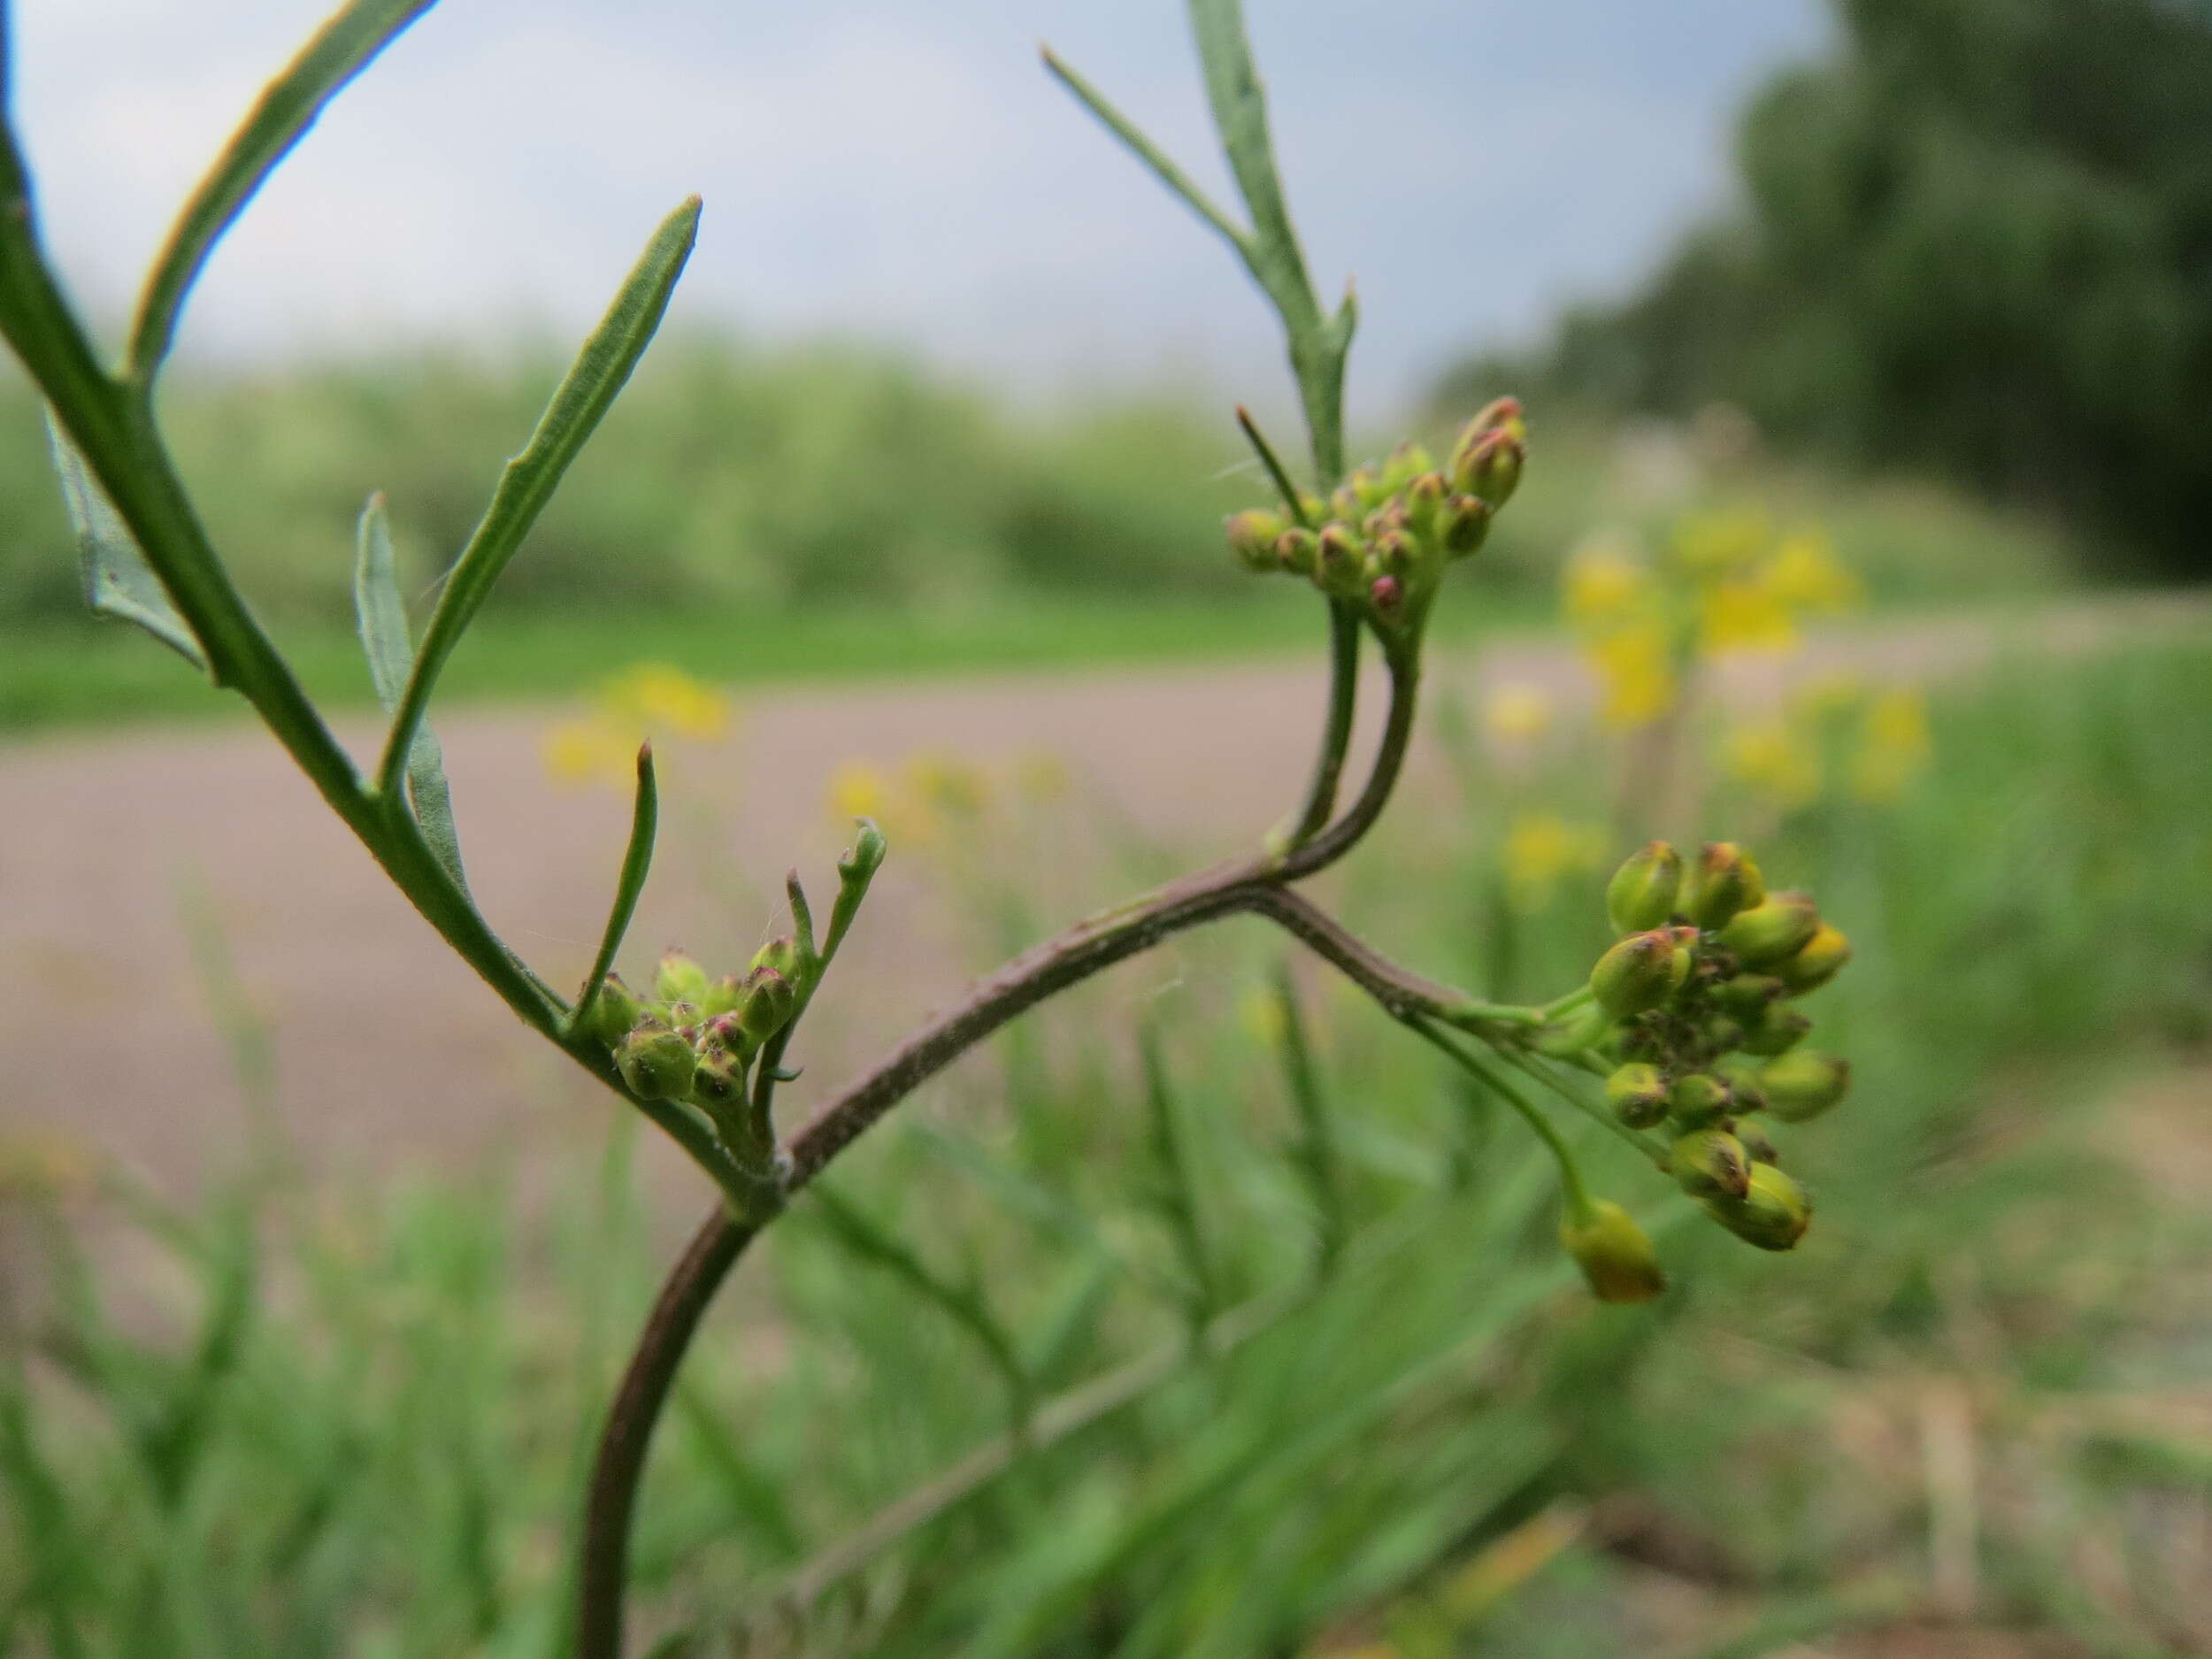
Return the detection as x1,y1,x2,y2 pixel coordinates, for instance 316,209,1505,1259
1139,1024,1220,1325
1270,965,1345,1276
45,408,207,671
127,0,438,379
378,196,699,798
353,492,468,892
569,741,657,1034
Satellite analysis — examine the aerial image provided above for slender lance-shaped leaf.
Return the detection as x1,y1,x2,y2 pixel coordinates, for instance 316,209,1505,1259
1039,46,1249,257
1187,0,1317,326
1140,1023,1220,1325
570,742,659,1041
128,0,438,380
45,408,207,671
353,493,468,893
379,196,699,800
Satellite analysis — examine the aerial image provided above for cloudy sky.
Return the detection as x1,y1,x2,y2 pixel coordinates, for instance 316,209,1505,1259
13,0,1828,419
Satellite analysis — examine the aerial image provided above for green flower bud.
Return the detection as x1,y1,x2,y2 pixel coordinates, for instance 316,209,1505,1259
1733,1118,1780,1166
689,1045,746,1114
655,949,709,1005
1440,492,1493,559
1383,441,1435,488
1368,573,1406,620
737,966,799,1045
1773,923,1852,996
1704,1015,1747,1053
1370,526,1415,576
1225,508,1287,571
1668,1071,1733,1128
1701,1163,1812,1251
1717,891,1820,967
1402,471,1448,537
1606,841,1683,936
1451,427,1525,508
1739,1006,1812,1057
1349,463,1390,511
1759,1050,1851,1123
1312,526,1363,595
1590,930,1680,1018
699,974,746,1018
581,972,645,1049
663,1001,702,1037
751,935,805,982
1329,483,1363,522
1559,1200,1666,1303
617,1022,697,1102
1605,1062,1671,1129
1683,842,1766,930
1719,1059,1770,1117
1462,395,1526,442
1716,974,1786,1018
699,1010,749,1058
1670,1126,1751,1201
839,818,888,883
1274,526,1321,577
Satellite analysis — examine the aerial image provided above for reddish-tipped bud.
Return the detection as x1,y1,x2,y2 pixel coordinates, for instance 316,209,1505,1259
581,972,645,1048
751,935,805,982
1464,395,1525,442
1369,573,1405,618
1225,508,1288,571
617,1022,697,1102
1773,923,1851,996
1702,1163,1812,1251
1371,527,1414,575
655,949,709,1005
1590,930,1679,1018
1451,427,1525,508
1560,1200,1666,1303
690,1046,746,1114
1273,526,1320,576
1684,842,1766,929
1670,1126,1751,1201
1605,1062,1671,1130
1440,492,1493,558
1606,841,1682,935
1402,470,1449,536
1668,1071,1733,1128
1739,1006,1812,1057
1718,891,1821,967
737,965,799,1045
1759,1050,1851,1123
699,1010,750,1057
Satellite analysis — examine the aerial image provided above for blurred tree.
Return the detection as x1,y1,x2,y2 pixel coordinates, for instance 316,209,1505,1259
1444,0,2212,579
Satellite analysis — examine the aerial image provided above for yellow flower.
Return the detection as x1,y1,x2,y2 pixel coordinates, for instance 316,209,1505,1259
1699,578,1798,656
1759,530,1862,615
1561,534,1653,625
827,759,891,824
1850,687,1932,803
1587,624,1677,728
543,718,636,788
1668,507,1770,577
1502,812,1608,913
902,750,988,821
1482,681,1555,746
1725,717,1823,809
602,663,731,741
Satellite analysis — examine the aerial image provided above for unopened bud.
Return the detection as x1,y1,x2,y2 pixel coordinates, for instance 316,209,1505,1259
1451,427,1525,508
1759,1050,1850,1123
1463,395,1526,442
582,972,644,1048
1605,1062,1670,1130
1739,1006,1811,1057
1349,463,1389,510
1440,492,1493,558
1329,483,1363,523
1225,508,1287,571
1773,923,1851,996
1716,973,1786,1018
1733,1118,1780,1165
1371,527,1414,576
1274,526,1320,576
738,966,798,1044
1312,526,1363,595
1704,1014,1747,1053
700,974,746,1018
1702,1163,1812,1251
699,1010,749,1057
1718,891,1820,967
751,935,804,982
1668,1071,1732,1128
656,949,709,1005
1683,842,1766,930
617,1022,697,1102
1559,1200,1666,1304
1591,930,1679,1018
1383,441,1434,488
1606,841,1683,935
1369,573,1405,618
839,819,888,883
1402,471,1448,536
1670,1126,1751,1201
689,1046,746,1114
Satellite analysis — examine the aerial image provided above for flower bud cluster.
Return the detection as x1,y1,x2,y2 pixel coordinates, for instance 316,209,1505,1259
1223,397,1526,635
1578,839,1854,1256
583,945,811,1130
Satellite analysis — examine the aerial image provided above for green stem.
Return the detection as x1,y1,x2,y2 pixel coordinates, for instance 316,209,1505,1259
1495,1049,1670,1169
1405,1018,1594,1222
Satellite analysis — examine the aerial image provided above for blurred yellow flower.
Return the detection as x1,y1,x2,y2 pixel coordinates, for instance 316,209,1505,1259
1561,534,1652,624
1587,624,1677,728
1482,681,1555,746
828,759,890,824
1725,717,1823,810
601,663,731,741
903,750,989,820
1700,577,1798,655
1851,687,1932,802
1502,812,1608,913
543,718,637,788
1761,530,1863,615
1669,507,1770,577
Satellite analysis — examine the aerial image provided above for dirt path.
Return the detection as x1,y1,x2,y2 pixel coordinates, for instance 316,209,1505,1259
0,594,2200,1206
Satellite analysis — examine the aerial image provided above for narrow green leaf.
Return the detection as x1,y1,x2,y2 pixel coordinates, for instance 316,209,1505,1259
569,741,658,1038
128,0,438,379
1187,0,1316,319
1040,46,1249,257
354,492,468,893
45,408,207,671
1140,1023,1219,1324
1271,963,1346,1275
379,196,700,798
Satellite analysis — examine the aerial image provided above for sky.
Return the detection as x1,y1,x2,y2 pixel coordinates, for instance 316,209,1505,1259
12,1,1831,421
